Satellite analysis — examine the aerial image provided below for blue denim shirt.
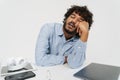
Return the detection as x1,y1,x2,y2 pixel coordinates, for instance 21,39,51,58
35,23,87,68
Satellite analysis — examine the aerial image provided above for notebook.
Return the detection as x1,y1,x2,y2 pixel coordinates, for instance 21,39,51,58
74,63,120,80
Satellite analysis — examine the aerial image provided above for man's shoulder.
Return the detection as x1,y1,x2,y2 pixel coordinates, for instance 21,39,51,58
43,22,62,27
41,22,62,30
40,22,63,33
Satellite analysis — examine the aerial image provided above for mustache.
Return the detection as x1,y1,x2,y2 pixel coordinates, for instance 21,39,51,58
68,22,75,28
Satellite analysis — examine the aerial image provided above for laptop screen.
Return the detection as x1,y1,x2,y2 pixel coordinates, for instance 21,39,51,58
74,63,120,80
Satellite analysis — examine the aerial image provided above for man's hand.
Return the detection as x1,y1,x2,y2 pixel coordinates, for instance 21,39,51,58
76,21,89,42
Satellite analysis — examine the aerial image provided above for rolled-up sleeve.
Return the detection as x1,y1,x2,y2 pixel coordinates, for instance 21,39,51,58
35,24,64,66
67,40,87,68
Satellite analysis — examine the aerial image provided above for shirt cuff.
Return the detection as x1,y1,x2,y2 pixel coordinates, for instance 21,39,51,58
75,39,87,50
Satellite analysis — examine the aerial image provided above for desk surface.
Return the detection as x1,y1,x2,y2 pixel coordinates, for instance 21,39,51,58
27,62,91,80
0,61,91,80
1,60,120,80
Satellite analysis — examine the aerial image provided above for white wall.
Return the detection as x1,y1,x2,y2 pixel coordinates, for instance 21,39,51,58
0,0,120,66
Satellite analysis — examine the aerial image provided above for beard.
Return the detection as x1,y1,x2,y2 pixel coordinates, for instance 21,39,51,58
63,22,77,35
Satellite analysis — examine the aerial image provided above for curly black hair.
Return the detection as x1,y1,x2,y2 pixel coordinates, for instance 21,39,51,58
63,5,93,29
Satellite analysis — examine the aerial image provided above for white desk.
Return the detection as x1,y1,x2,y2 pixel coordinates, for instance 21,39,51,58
0,61,91,80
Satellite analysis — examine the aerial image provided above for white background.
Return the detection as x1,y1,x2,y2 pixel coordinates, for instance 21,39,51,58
0,0,120,66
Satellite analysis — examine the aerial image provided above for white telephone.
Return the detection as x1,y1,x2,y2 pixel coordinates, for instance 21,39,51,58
7,57,28,71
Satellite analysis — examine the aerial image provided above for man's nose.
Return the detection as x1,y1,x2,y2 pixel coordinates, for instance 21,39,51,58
72,18,77,23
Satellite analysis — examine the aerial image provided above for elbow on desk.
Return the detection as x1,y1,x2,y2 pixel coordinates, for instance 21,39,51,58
35,60,42,66
68,62,84,69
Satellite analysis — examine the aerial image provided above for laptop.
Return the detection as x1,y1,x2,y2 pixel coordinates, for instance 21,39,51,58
74,63,120,80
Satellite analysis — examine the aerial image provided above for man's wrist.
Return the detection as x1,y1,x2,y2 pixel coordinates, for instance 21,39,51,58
80,31,89,42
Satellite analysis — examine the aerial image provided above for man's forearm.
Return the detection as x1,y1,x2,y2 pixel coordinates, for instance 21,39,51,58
80,31,89,42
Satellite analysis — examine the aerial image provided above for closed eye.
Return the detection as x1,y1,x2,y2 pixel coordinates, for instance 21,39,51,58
78,18,85,22
70,14,75,18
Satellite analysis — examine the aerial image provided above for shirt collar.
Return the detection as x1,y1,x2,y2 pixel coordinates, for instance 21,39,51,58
56,23,79,41
57,24,64,36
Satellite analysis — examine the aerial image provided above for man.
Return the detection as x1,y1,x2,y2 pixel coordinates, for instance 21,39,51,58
35,5,93,68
